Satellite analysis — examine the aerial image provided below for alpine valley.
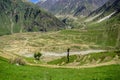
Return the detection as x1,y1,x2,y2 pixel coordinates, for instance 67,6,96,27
0,0,120,80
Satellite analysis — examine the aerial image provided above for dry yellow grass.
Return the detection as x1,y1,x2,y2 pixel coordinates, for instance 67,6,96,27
0,30,99,55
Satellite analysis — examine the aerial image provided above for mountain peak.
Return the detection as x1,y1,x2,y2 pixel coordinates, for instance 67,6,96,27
40,0,47,2
37,0,109,16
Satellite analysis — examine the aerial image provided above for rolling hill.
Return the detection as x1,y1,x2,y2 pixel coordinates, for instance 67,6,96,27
0,0,65,36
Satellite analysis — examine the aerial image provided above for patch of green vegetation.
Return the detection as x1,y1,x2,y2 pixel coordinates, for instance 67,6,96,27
48,55,77,65
0,56,120,80
86,13,120,49
77,51,119,65
25,57,43,64
48,51,120,66
60,29,104,44
0,56,8,62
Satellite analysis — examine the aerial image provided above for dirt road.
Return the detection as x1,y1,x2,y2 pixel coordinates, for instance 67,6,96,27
24,50,105,57
41,50,105,57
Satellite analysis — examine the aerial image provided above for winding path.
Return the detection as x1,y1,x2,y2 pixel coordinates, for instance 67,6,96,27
1,49,119,69
26,60,119,69
42,50,105,57
24,50,105,57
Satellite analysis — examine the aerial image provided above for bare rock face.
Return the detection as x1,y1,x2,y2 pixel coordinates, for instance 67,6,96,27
37,0,108,16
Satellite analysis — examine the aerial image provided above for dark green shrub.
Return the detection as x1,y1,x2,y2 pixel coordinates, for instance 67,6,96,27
34,52,42,60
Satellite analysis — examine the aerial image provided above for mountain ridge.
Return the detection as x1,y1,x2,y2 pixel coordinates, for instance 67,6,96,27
88,0,120,18
0,0,65,36
37,0,108,16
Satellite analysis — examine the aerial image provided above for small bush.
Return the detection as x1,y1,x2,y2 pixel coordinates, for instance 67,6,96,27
114,50,120,53
34,52,42,60
9,57,26,65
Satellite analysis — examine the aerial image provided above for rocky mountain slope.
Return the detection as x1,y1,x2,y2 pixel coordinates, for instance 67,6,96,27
87,0,120,22
37,0,108,16
0,0,65,36
86,0,120,49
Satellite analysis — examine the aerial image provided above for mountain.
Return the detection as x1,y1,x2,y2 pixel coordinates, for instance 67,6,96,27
38,0,58,10
0,0,65,36
37,0,108,16
86,0,120,49
87,0,120,22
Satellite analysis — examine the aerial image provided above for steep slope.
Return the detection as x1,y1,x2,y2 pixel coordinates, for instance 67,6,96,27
0,0,65,36
87,0,120,22
37,0,108,16
86,0,120,49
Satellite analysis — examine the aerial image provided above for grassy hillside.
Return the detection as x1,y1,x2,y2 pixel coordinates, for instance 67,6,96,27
48,51,120,66
88,0,120,20
0,57,120,80
0,0,65,36
86,13,120,49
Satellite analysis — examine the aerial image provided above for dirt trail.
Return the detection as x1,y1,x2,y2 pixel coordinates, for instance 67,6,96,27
23,50,105,58
26,60,120,69
41,50,105,57
24,50,120,69
1,49,119,69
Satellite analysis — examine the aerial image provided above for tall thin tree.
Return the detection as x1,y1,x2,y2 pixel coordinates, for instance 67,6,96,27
67,48,70,63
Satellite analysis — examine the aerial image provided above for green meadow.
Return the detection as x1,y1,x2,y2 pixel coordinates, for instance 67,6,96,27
0,57,120,80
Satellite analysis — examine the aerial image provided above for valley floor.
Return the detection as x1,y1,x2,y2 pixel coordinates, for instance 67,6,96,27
0,29,119,80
